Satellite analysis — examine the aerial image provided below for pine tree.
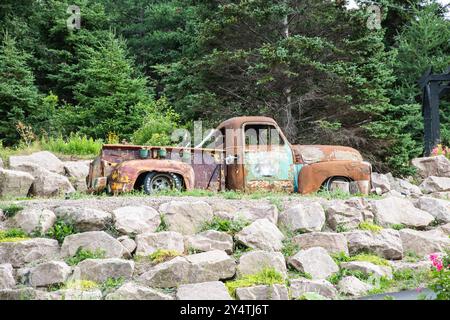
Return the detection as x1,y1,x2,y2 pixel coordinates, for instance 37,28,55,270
0,34,41,145
59,32,153,139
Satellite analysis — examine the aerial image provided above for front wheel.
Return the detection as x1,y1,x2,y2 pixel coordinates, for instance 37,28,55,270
143,172,183,194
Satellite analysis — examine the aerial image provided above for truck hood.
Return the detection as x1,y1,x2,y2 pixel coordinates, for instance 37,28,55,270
292,145,363,164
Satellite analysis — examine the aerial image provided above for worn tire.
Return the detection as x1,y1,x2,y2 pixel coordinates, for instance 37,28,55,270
143,172,183,194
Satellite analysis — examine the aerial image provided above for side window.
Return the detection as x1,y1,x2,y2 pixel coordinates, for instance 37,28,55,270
244,124,285,147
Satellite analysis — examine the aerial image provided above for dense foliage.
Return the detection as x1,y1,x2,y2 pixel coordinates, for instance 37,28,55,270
0,0,448,174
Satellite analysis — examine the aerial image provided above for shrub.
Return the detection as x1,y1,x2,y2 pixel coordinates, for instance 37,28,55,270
0,229,29,242
40,133,102,156
201,216,250,235
349,253,390,267
46,218,77,244
390,224,406,230
100,277,124,295
64,279,99,291
66,248,106,266
225,268,285,298
0,204,24,218
358,221,383,233
149,249,181,264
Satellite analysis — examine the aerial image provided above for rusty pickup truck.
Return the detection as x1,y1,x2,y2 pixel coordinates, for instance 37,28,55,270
87,116,371,195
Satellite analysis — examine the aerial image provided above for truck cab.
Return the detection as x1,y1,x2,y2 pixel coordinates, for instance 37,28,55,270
87,116,371,195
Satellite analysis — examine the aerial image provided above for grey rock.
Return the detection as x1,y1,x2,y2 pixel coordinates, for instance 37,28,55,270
412,155,450,178
235,218,284,251
54,206,111,232
105,282,173,300
185,230,233,254
0,238,60,267
112,206,161,235
420,176,450,193
237,250,287,279
159,201,213,235
344,229,403,260
371,173,391,193
0,168,34,197
63,161,90,191
288,247,339,279
61,231,127,258
9,151,65,174
370,197,434,228
176,281,232,300
289,279,338,299
399,229,450,256
341,261,392,279
338,276,373,296
292,232,349,255
29,261,71,287
236,284,289,300
10,208,56,234
135,231,184,256
325,201,364,231
279,202,325,233
416,197,450,223
72,258,134,283
0,264,15,289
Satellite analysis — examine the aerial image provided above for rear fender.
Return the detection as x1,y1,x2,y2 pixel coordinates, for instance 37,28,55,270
109,159,195,193
298,160,371,194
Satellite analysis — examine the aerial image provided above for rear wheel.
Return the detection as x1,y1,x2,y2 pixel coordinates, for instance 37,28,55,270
143,172,183,194
324,176,351,192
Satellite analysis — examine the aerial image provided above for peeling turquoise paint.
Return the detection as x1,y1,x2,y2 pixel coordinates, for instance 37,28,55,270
293,164,303,192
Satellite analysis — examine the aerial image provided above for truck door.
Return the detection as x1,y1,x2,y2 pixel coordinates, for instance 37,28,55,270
242,123,295,192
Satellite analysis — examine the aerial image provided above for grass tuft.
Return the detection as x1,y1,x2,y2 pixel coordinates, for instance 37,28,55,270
0,229,29,242
358,221,383,233
225,267,285,298
66,248,106,266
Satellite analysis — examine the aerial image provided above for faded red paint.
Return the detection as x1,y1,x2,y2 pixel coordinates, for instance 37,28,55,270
87,116,372,195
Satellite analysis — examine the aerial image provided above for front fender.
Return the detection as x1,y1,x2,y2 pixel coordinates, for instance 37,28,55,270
109,159,195,193
298,160,371,194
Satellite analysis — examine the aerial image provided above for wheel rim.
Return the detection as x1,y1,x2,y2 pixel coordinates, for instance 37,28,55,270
150,175,173,191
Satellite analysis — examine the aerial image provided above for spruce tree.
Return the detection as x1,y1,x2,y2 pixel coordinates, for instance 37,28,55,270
0,34,41,145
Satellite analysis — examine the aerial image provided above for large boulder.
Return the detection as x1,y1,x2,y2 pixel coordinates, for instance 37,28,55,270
10,208,56,234
289,279,338,299
236,284,289,300
135,231,184,256
399,229,450,256
138,256,191,288
185,250,236,283
0,264,15,289
159,201,213,235
185,230,233,254
73,258,134,283
370,197,434,228
237,250,287,279
340,261,392,279
209,201,278,224
61,231,128,258
55,288,103,300
412,155,450,178
0,168,34,197
415,197,450,223
29,261,71,287
344,229,403,260
0,238,60,267
139,250,235,288
292,232,349,255
325,201,365,231
106,282,173,300
63,161,90,192
371,173,391,193
420,176,450,193
278,202,325,233
388,175,422,197
10,163,75,197
54,206,111,232
176,281,232,300
389,260,432,273
235,219,284,251
288,247,339,279
112,206,161,235
9,151,65,174
338,276,373,296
